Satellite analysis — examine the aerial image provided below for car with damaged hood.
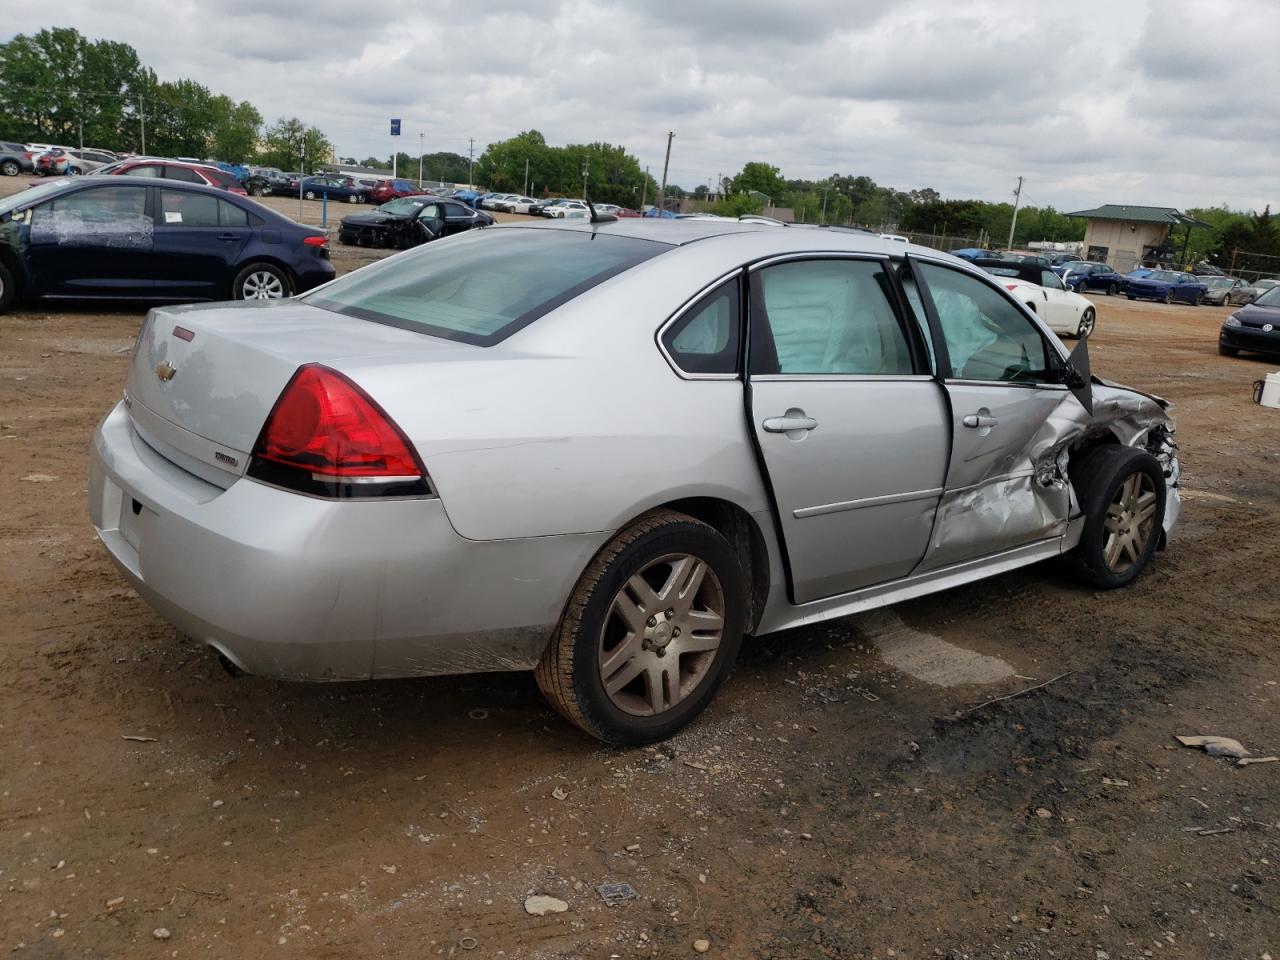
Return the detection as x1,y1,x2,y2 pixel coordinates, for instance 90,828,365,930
1219,283,1280,358
0,176,333,312
971,258,1097,339
338,196,494,249
88,219,1180,745
1200,275,1248,307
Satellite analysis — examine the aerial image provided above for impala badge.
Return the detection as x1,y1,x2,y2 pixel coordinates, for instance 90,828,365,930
155,361,177,382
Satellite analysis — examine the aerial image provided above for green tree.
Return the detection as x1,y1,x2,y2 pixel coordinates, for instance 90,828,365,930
259,117,332,172
731,161,786,201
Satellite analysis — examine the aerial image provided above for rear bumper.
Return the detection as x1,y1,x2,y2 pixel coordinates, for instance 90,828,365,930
89,402,606,681
293,258,335,294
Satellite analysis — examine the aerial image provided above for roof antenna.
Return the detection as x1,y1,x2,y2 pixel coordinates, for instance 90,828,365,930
586,199,617,225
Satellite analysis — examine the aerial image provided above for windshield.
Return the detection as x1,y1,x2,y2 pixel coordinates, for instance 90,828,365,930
1257,279,1280,289
0,179,71,214
306,228,667,346
377,198,428,215
1148,271,1180,281
1255,285,1280,307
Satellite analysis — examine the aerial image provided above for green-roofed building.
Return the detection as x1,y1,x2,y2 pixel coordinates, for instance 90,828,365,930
1066,204,1211,273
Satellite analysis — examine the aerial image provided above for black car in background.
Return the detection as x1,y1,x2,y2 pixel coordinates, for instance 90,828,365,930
244,167,295,197
0,178,334,312
1220,284,1280,358
338,196,494,249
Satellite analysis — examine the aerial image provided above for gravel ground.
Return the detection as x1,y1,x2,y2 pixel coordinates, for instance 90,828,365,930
1,172,1278,959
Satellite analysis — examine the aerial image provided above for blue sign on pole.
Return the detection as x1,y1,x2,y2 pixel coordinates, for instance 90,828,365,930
390,119,401,136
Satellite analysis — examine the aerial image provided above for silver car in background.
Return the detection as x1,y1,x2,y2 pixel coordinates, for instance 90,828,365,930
90,220,1181,744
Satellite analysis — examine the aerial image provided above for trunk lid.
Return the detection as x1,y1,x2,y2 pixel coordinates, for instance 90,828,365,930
125,298,470,487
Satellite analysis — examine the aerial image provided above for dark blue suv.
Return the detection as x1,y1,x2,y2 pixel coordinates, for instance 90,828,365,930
0,177,334,312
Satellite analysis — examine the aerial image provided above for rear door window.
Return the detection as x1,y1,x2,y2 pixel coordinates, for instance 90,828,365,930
121,164,162,178
159,189,219,226
163,165,203,183
307,229,666,345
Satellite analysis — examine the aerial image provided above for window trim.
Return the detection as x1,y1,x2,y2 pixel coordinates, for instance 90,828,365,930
654,268,744,381
747,253,929,379
906,254,1070,386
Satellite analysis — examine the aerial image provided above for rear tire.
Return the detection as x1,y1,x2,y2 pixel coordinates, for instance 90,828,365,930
1164,289,1175,304
1076,307,1096,339
304,190,317,200
232,262,290,300
0,160,19,176
1218,343,1239,356
1065,445,1166,589
249,183,265,196
1127,293,1136,300
1108,282,1120,296
535,509,747,745
0,261,16,313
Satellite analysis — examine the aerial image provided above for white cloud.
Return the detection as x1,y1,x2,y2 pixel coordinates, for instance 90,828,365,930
4,0,1277,211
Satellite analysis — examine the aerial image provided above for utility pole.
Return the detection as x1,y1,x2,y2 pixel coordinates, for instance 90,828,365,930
298,140,305,220
640,165,648,212
657,131,674,216
418,132,424,187
468,137,475,188
138,95,145,154
582,155,589,200
1007,176,1024,250
524,157,529,196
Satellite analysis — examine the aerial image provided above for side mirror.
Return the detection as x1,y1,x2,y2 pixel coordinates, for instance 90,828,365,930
1061,335,1093,413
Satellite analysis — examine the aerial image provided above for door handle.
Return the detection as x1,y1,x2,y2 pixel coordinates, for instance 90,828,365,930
762,415,818,433
962,414,999,429
217,233,239,241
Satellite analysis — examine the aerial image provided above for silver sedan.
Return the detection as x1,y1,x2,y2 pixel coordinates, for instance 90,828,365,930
90,219,1181,744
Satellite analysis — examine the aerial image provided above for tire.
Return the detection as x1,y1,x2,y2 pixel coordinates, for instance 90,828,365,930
0,160,19,177
0,261,16,313
1065,445,1166,589
1164,289,1174,304
232,262,290,300
1108,282,1120,296
249,183,265,196
535,509,747,745
1218,343,1239,357
304,190,317,200
1194,291,1204,306
1126,294,1136,300
347,193,360,203
1076,307,1096,339
67,166,82,176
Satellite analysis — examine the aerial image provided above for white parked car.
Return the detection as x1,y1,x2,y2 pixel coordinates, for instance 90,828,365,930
548,200,590,218
499,196,539,214
976,260,1097,339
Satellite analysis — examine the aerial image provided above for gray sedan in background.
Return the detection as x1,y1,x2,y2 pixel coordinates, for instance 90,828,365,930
90,219,1181,744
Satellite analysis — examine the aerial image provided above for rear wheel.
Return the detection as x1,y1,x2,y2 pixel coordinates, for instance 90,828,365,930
1126,293,1136,300
304,190,317,200
347,193,360,203
1164,289,1175,304
1076,307,1096,339
232,262,289,300
535,509,746,745
1194,291,1204,306
1066,445,1166,589
0,160,19,176
1108,282,1120,296
0,261,16,313
249,183,266,196
67,166,82,176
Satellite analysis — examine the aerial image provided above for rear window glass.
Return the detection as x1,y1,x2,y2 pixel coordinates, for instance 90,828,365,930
207,169,240,189
306,228,667,346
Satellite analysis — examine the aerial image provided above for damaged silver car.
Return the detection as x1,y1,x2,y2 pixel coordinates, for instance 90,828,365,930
89,220,1180,744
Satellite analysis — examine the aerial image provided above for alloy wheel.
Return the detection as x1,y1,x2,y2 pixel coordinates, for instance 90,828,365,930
1103,472,1158,574
0,160,18,176
240,270,285,299
597,553,725,717
1077,308,1096,338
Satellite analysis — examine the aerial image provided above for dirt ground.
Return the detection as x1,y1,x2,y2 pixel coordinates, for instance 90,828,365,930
1,177,1278,959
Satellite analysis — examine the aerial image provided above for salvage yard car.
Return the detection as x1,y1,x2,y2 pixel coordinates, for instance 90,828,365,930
1125,269,1208,304
0,177,333,311
973,257,1097,338
1219,283,1280,358
338,195,493,248
88,220,1180,745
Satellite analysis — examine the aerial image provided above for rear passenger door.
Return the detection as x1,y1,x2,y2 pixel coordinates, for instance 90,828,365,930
907,260,1075,571
746,256,950,603
442,202,478,235
152,188,253,299
25,184,154,296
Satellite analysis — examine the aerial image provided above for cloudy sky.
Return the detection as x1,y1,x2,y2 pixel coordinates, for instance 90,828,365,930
7,0,1279,211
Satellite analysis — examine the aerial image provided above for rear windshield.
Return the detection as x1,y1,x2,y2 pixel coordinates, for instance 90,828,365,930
207,169,240,189
306,228,667,345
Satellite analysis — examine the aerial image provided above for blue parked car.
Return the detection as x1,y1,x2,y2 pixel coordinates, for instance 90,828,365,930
214,161,250,182
1060,261,1126,295
451,189,480,208
1125,269,1209,305
300,176,369,203
0,176,334,312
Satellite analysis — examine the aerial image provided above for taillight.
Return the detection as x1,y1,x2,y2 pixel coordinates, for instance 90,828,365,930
302,235,327,247
1005,284,1019,291
246,364,430,498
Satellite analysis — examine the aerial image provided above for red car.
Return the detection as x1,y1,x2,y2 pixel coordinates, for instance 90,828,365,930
105,159,248,195
368,178,418,204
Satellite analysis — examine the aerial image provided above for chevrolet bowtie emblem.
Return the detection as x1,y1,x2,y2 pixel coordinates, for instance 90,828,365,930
155,361,177,382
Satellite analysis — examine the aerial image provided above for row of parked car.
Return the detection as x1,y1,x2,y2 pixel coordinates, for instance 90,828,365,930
475,193,640,218
953,248,1275,307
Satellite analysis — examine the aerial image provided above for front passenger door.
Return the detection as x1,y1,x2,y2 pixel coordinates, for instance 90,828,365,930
909,261,1075,572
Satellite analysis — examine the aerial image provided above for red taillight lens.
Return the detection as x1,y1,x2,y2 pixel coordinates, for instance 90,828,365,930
1005,284,1019,291
247,364,429,498
302,235,327,247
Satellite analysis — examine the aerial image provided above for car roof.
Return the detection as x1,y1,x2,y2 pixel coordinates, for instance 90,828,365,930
24,175,305,224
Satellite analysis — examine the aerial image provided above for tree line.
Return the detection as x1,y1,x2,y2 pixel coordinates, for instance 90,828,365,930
0,27,332,171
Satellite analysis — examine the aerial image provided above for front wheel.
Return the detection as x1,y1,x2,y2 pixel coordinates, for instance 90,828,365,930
535,509,746,745
304,190,317,200
249,183,265,196
1127,293,1136,300
232,262,290,300
1108,282,1120,296
67,166,82,176
1194,291,1204,306
0,160,19,176
1076,307,1096,339
1164,289,1175,304
347,193,360,203
1066,445,1166,589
